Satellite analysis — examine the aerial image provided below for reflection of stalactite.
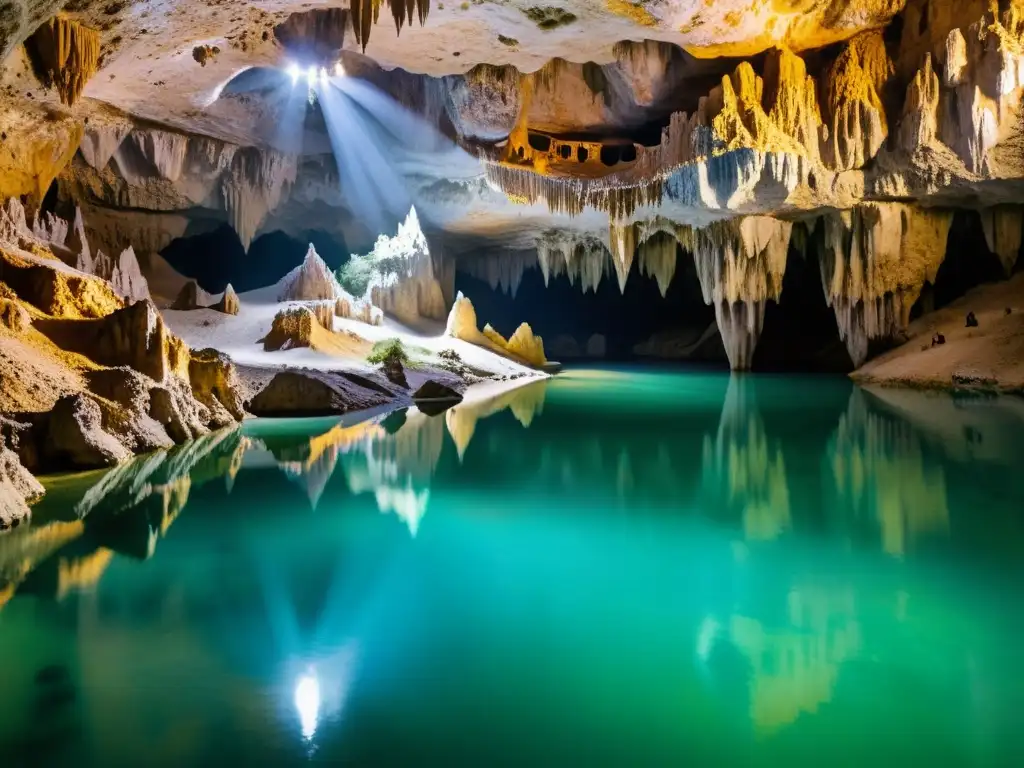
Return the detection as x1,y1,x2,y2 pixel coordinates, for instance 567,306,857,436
277,420,385,508
827,388,949,557
728,587,861,733
702,375,790,541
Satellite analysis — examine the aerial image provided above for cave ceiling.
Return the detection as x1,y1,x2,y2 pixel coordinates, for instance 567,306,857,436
1,0,1023,294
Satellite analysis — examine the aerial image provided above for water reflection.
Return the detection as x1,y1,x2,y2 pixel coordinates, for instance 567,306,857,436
1,371,1023,763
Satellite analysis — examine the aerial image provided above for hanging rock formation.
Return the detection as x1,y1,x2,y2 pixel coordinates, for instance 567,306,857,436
820,203,953,366
27,16,100,106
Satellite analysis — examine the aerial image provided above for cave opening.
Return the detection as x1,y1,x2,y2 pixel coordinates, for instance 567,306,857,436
160,225,349,294
755,247,852,373
910,210,1009,321
454,247,721,363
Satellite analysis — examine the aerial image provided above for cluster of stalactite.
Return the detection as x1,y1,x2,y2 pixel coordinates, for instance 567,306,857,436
27,16,100,106
350,0,430,52
460,249,538,298
482,2,1024,224
484,164,663,220
536,230,612,294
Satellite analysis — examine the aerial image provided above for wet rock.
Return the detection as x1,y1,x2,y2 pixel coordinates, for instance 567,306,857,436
45,393,132,469
412,379,462,415
249,369,391,417
1,446,43,529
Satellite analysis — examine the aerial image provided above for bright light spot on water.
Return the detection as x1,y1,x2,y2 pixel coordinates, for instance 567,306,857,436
696,616,720,661
334,60,345,78
286,63,301,86
319,66,328,83
295,671,320,740
306,65,317,84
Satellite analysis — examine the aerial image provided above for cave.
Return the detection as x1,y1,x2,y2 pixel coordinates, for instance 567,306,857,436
2,2,1024,761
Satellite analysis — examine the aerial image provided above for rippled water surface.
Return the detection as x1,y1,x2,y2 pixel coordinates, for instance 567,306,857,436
2,367,1024,766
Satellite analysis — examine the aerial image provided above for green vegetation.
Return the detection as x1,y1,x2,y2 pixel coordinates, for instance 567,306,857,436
336,255,375,298
367,337,411,366
438,348,462,363
522,6,578,30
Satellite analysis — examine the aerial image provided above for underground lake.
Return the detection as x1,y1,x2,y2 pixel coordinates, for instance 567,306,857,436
1,368,1023,766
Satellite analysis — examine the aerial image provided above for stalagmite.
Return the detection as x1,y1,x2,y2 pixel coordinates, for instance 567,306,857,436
979,206,1024,275
27,16,100,106
638,232,677,297
444,292,546,367
820,31,892,171
820,203,953,367
278,244,343,302
897,54,940,152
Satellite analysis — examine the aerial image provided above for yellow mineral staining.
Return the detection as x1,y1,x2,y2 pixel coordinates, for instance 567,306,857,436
350,0,431,52
445,291,547,367
821,30,892,170
605,0,659,28
56,548,113,599
830,389,949,557
27,16,100,107
729,587,861,733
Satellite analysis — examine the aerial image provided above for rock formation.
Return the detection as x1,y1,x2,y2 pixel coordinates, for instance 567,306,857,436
445,291,547,368
26,16,100,106
213,284,240,315
249,370,392,417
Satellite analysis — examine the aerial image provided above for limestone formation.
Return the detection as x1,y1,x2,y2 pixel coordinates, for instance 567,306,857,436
45,393,133,469
445,291,547,368
278,244,344,302
172,280,203,310
262,306,321,352
188,349,246,425
0,447,43,529
27,16,100,106
213,284,240,315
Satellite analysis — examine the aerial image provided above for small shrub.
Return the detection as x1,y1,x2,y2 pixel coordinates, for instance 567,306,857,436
336,255,374,298
367,337,410,366
438,348,462,363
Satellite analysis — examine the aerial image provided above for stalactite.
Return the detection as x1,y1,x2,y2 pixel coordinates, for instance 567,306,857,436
350,0,430,52
460,250,538,298
27,16,100,107
979,206,1024,276
536,231,611,293
819,203,953,367
638,232,677,297
714,300,765,372
820,30,892,171
221,148,297,251
608,222,637,292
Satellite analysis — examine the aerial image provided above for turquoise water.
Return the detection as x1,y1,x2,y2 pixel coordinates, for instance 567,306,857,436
2,367,1024,766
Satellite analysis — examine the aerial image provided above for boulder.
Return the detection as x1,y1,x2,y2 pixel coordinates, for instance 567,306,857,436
0,447,43,529
213,283,240,315
249,369,392,417
412,380,463,415
0,296,30,332
189,348,245,423
262,306,317,351
45,393,132,469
